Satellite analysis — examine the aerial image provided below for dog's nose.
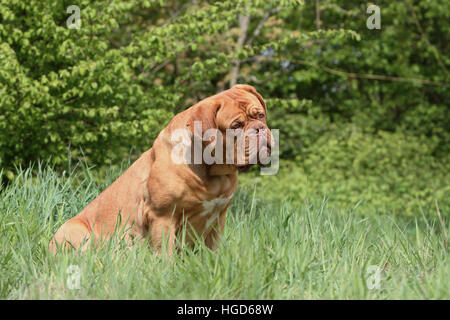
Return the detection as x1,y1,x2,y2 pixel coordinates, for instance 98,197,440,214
253,122,267,134
252,123,272,154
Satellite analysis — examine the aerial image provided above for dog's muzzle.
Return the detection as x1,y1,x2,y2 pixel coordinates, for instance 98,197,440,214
235,123,272,172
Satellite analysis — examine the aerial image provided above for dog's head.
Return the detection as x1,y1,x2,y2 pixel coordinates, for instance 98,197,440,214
187,84,272,172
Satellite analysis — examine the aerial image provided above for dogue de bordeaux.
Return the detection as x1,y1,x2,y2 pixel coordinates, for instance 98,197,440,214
50,84,272,253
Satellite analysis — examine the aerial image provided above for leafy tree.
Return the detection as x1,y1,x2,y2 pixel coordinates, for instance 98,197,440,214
1,0,355,178
0,0,448,214
241,0,449,160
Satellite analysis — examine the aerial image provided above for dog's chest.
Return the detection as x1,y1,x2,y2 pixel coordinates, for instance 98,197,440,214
197,194,234,230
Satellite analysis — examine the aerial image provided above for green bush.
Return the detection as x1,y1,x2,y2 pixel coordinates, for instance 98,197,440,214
242,125,449,216
0,1,448,216
0,0,179,179
252,0,450,159
0,0,360,177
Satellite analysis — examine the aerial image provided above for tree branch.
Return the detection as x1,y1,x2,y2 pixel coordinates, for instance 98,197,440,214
229,11,250,87
246,7,282,46
315,0,321,30
405,1,448,78
262,57,450,88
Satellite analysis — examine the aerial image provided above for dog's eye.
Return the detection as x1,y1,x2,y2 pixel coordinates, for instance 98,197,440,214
231,121,244,129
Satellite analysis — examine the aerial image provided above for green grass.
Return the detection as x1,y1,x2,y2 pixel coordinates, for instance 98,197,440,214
0,164,448,299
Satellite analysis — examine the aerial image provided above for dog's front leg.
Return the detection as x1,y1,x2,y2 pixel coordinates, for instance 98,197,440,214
149,216,177,256
204,208,228,251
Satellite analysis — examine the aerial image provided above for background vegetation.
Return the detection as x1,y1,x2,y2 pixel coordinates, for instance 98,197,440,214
0,0,448,215
0,0,448,299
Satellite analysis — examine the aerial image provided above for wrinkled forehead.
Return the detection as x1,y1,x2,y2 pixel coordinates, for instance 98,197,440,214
222,89,265,112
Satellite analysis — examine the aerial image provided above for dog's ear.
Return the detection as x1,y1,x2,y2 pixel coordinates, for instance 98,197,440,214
187,98,221,137
232,84,266,112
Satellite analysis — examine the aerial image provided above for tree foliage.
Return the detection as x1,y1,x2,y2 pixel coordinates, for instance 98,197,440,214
0,0,448,212
0,0,354,176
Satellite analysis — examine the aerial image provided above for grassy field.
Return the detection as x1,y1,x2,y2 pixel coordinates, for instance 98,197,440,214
0,164,448,299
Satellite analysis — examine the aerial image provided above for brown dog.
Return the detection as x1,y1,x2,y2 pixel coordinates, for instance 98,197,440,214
50,84,272,253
